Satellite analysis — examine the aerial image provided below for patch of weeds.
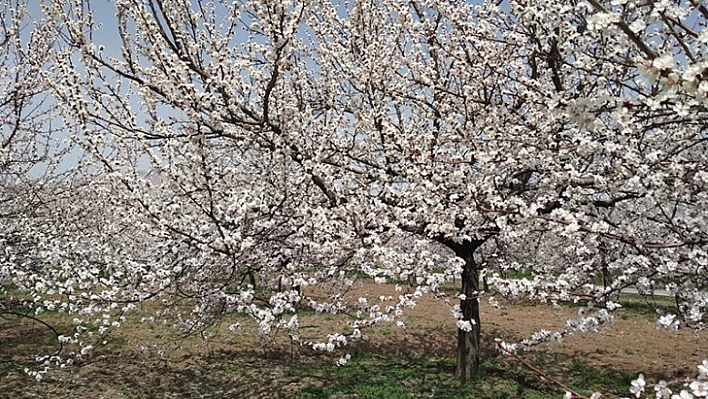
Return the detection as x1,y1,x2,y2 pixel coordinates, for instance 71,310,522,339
480,356,502,374
478,351,642,399
104,334,128,350
618,295,677,317
297,356,455,398
296,353,564,399
436,356,457,370
501,270,536,281
522,390,552,399
564,358,635,396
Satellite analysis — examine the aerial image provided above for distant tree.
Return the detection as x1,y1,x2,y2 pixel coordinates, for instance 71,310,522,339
0,0,80,377
1,0,67,292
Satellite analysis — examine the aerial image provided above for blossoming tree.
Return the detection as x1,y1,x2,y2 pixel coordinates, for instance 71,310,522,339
1,0,70,305
0,1,91,378
14,0,707,390
1,0,55,248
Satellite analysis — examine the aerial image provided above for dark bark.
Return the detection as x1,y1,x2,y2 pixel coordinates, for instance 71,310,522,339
411,221,495,383
446,240,484,382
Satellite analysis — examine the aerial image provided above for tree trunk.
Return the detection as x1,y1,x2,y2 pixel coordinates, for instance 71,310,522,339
456,252,481,382
436,235,488,383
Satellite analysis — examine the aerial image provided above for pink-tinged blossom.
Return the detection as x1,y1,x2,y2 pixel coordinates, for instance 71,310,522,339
690,380,708,397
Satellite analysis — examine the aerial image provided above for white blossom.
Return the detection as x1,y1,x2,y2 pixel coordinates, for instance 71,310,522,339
631,375,646,398
690,380,708,397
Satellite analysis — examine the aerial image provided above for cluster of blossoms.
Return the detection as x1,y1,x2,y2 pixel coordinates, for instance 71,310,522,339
624,360,708,399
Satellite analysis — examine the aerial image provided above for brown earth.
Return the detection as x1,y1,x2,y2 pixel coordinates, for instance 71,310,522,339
343,283,706,377
1,283,706,398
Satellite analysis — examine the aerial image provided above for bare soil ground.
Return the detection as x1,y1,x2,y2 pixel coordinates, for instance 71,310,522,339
346,284,706,377
1,283,706,398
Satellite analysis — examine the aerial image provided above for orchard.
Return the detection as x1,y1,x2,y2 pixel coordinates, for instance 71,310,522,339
1,0,707,397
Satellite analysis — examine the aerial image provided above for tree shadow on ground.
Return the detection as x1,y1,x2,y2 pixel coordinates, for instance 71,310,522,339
0,314,665,399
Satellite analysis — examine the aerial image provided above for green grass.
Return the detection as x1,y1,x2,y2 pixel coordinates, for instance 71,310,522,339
617,293,677,316
565,358,636,392
292,351,627,399
296,355,464,398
